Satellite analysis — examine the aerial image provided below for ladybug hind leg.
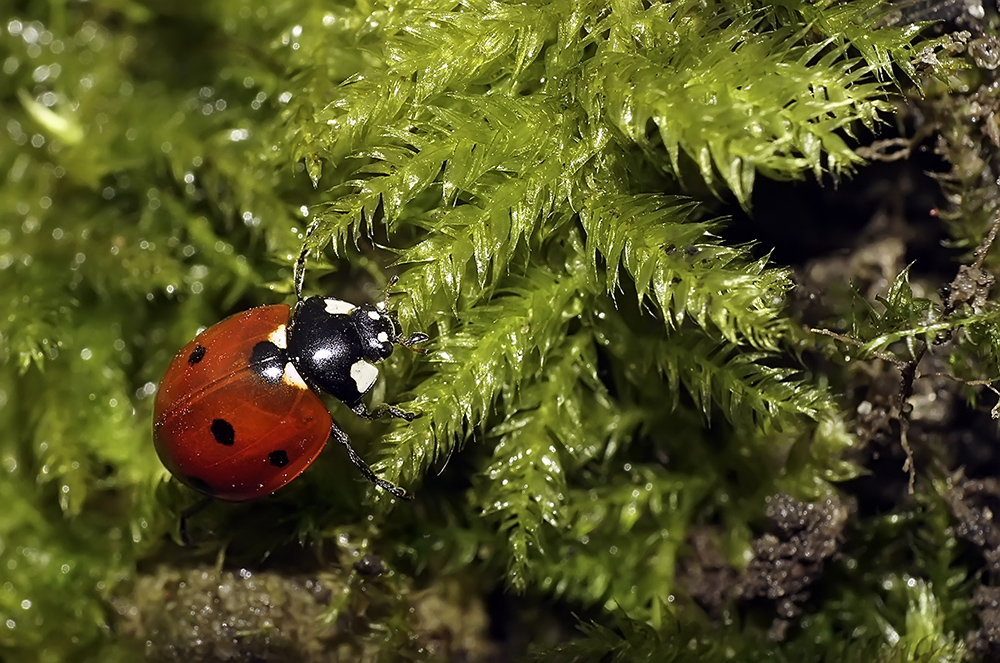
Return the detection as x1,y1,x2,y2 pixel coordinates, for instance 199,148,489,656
177,496,213,547
351,401,418,422
331,420,412,500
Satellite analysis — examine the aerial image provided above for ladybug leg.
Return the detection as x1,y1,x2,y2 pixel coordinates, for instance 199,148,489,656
351,401,418,422
330,420,412,500
398,331,430,354
177,496,212,546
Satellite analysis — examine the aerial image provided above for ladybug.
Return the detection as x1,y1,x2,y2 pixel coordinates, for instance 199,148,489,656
153,235,427,502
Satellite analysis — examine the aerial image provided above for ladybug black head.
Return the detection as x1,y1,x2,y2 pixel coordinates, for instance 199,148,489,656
287,296,403,406
352,303,399,362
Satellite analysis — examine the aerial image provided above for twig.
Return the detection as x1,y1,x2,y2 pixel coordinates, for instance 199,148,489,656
894,211,1000,493
923,373,1000,419
855,138,917,162
973,215,1000,271
810,211,1000,495
808,328,906,367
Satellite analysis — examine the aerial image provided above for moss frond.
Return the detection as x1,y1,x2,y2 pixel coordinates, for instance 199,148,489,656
478,332,646,589
600,320,832,433
531,466,706,616
588,20,870,204
804,0,947,86
579,191,792,349
326,90,581,309
849,269,1000,360
294,0,937,249
378,252,594,483
535,598,968,663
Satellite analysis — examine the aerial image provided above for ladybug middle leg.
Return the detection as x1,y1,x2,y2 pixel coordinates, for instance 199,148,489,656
330,420,411,500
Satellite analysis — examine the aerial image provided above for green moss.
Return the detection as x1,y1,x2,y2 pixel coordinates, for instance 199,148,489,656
0,0,988,661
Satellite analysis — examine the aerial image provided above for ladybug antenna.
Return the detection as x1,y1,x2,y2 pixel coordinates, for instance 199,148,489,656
378,275,399,308
295,218,322,302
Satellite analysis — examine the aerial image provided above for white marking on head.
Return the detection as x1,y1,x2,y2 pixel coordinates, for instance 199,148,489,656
350,360,379,393
377,332,389,343
376,301,387,311
367,310,381,321
283,362,309,390
268,324,288,349
324,298,356,316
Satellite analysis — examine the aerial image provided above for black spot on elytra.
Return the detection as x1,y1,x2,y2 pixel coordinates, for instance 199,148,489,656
185,475,216,496
250,340,286,385
210,419,235,446
187,344,206,365
268,450,289,467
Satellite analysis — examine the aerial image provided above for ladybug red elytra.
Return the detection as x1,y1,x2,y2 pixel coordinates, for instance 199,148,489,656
152,227,427,502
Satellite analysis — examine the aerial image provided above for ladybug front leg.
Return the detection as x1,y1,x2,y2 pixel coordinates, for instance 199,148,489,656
351,401,418,422
397,332,430,353
330,420,412,500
